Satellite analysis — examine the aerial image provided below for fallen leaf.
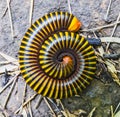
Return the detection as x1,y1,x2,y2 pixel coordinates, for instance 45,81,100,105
106,60,120,86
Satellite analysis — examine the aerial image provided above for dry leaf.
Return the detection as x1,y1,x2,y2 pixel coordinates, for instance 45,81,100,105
97,46,120,86
106,60,120,86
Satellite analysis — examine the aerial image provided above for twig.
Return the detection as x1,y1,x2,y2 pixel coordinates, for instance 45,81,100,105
80,21,120,32
19,83,27,113
113,102,120,114
3,73,19,109
44,97,57,117
6,0,14,40
35,95,43,109
106,13,120,50
67,0,72,13
104,0,112,21
15,93,37,114
0,72,20,94
87,107,96,117
111,106,114,117
29,0,34,26
2,0,11,18
47,98,60,112
29,102,33,117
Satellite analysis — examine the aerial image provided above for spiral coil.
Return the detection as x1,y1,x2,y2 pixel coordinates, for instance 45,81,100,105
19,11,96,99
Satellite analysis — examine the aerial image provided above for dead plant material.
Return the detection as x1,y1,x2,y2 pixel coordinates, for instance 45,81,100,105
44,97,57,117
106,13,120,50
3,72,20,109
29,0,34,26
67,0,71,13
6,0,14,40
104,0,112,22
0,52,18,65
87,107,96,117
15,93,37,114
35,95,43,109
0,71,20,94
81,21,120,32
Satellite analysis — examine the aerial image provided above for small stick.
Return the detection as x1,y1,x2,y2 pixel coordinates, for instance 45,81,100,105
29,0,34,26
44,97,57,117
3,73,19,109
15,93,37,114
19,83,27,113
113,102,120,114
67,0,72,13
29,102,33,117
35,95,43,109
47,98,60,112
80,21,120,32
106,13,120,50
6,0,14,40
0,72,20,94
111,106,114,117
104,0,112,21
2,0,11,18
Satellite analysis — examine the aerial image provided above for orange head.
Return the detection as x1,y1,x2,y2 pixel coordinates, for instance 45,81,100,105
68,16,82,32
62,56,73,65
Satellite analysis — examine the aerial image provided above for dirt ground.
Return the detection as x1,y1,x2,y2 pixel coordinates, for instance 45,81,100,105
0,0,120,117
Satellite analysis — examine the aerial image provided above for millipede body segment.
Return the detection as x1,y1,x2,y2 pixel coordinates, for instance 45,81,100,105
19,11,96,99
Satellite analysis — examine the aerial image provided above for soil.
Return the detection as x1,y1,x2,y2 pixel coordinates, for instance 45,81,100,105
0,0,120,117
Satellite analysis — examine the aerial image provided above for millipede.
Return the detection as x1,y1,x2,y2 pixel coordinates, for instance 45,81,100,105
19,11,97,99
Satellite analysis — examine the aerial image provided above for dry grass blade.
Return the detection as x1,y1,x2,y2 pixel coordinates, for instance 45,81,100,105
114,102,120,114
87,107,96,117
104,0,112,21
19,83,27,113
35,95,43,109
29,0,34,26
106,13,120,50
6,0,14,40
3,72,20,109
44,97,57,117
111,106,114,117
100,37,120,43
114,111,120,117
0,71,20,94
61,109,76,117
0,52,18,65
81,21,120,32
73,109,86,116
29,102,33,117
0,64,18,74
67,0,72,13
15,93,37,114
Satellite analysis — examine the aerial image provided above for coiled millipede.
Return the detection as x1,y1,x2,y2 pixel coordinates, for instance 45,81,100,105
19,11,96,99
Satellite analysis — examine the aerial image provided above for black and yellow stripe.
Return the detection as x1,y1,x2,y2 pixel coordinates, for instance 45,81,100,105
19,11,96,99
